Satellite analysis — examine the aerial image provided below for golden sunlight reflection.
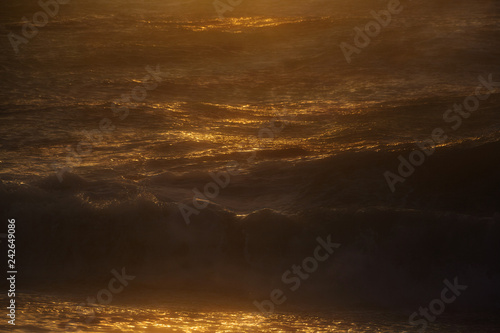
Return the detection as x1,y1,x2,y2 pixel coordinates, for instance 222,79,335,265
17,294,412,332
186,17,312,32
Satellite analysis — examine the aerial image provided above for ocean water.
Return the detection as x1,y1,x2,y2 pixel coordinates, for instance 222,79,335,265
1,0,500,331
1,293,499,332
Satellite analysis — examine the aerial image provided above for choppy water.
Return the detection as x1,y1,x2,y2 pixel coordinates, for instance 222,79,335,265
1,0,500,183
1,0,500,331
1,293,498,332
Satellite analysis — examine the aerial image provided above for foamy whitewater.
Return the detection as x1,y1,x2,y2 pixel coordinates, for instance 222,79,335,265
0,0,499,332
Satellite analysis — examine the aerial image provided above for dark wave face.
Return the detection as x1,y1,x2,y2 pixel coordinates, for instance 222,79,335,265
0,0,500,332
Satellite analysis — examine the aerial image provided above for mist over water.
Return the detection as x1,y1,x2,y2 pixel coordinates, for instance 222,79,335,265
1,0,500,332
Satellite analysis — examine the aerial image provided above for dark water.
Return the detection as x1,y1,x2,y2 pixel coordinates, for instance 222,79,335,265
0,0,500,331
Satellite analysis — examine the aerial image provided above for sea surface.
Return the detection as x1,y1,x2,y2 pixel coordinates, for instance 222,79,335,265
0,293,498,332
0,0,499,331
